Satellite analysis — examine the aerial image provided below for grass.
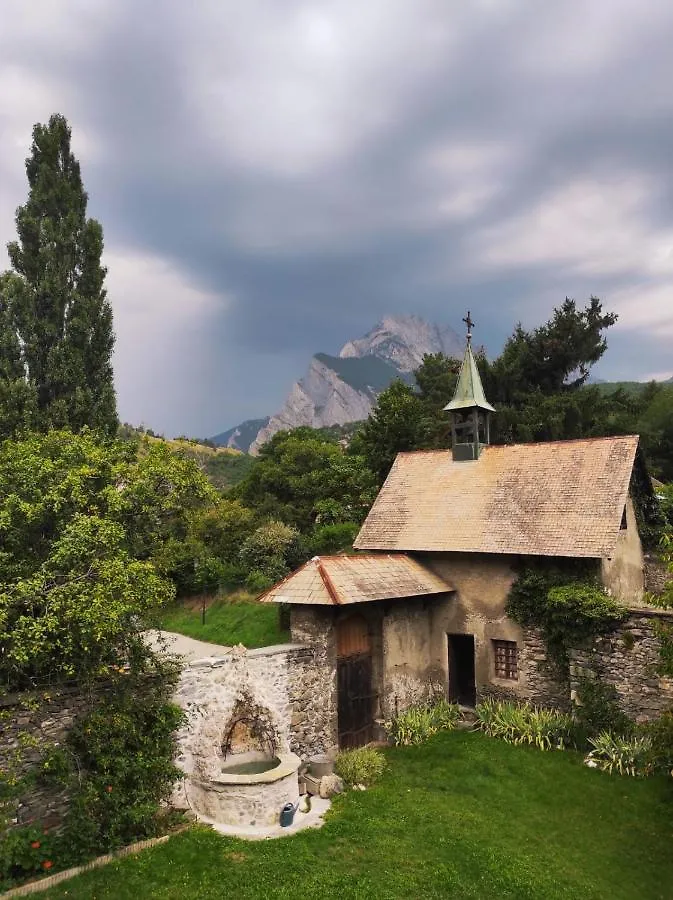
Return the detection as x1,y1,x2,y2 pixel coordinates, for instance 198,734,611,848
42,730,673,899
157,593,289,648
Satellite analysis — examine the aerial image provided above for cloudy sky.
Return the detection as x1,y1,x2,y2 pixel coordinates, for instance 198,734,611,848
1,1,672,437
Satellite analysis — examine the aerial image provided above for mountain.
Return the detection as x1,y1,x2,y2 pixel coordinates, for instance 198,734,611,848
220,315,462,454
339,316,463,372
211,417,270,452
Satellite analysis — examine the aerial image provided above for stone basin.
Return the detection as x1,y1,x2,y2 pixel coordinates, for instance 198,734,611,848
189,752,301,827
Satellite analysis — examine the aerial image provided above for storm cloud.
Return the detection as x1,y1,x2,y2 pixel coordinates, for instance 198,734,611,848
1,1,672,436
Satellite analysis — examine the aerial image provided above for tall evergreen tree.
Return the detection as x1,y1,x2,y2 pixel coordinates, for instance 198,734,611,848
0,275,37,436
1,113,117,436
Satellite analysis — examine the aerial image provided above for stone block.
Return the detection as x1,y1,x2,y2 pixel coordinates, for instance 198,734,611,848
319,774,344,799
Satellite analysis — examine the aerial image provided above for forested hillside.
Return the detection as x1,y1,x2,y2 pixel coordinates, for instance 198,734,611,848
119,425,254,491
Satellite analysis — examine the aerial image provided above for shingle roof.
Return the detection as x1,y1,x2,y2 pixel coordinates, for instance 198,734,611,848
257,554,452,605
354,435,639,558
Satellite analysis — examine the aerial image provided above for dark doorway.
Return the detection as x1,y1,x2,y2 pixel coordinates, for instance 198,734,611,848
447,634,476,707
337,616,375,748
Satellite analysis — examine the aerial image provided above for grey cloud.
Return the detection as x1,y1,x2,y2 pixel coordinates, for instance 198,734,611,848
1,1,673,436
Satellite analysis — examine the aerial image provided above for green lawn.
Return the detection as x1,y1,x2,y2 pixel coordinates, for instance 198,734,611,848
43,731,673,900
158,595,288,648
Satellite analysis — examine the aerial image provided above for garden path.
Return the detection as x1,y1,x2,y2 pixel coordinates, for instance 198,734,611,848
144,629,231,661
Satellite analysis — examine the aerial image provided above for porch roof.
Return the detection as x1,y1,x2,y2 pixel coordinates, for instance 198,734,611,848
257,553,452,606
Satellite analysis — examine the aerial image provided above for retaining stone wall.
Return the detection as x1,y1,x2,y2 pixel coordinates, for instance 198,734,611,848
569,609,673,722
0,688,93,831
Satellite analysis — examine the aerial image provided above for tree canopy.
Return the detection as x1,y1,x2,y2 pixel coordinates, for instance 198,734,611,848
232,426,377,532
352,297,672,485
0,113,117,437
0,430,217,688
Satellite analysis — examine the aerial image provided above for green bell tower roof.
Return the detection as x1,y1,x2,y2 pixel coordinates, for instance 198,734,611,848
443,313,495,413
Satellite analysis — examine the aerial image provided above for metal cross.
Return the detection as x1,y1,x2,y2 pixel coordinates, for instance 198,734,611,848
463,310,475,342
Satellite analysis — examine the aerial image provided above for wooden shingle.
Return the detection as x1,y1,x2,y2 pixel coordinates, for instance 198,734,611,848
354,435,639,558
257,554,452,605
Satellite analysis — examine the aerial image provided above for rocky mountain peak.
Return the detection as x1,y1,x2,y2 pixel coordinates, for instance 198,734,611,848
216,315,465,453
339,314,462,372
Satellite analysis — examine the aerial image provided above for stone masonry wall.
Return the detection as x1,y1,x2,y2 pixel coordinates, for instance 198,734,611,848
569,609,673,723
172,638,333,810
289,607,338,754
0,687,93,832
517,627,570,709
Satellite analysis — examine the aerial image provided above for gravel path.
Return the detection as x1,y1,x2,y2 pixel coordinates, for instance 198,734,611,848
144,629,231,661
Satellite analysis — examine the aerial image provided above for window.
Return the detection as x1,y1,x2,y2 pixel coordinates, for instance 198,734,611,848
493,640,518,680
620,506,627,530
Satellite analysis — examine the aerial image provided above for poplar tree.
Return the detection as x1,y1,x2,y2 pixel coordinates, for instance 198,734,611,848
1,113,117,436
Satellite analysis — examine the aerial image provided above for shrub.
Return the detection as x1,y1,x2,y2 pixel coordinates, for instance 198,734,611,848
0,826,58,891
585,732,653,777
245,570,274,594
506,566,628,670
310,523,360,555
239,521,305,582
51,665,184,864
386,699,461,746
475,698,573,751
334,747,386,786
643,709,673,774
572,678,633,747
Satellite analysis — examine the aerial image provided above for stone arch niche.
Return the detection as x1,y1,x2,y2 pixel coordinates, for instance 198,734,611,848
172,647,300,828
220,693,279,764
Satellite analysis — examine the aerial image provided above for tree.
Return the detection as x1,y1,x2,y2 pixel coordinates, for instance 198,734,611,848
0,114,117,436
483,297,618,405
349,380,426,485
233,427,377,531
354,299,621,483
638,386,673,482
0,430,221,686
0,276,36,435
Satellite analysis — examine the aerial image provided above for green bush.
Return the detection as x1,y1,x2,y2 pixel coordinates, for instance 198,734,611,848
239,521,305,582
506,566,627,670
310,523,360,555
386,699,461,746
585,732,653,777
0,826,58,891
245,570,274,594
572,678,633,747
475,698,573,751
334,747,386,786
643,709,673,774
52,668,184,864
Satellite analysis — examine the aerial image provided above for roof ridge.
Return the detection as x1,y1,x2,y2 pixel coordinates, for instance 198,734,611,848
394,434,639,458
316,558,342,604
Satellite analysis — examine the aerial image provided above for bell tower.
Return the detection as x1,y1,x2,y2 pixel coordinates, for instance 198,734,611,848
443,312,494,461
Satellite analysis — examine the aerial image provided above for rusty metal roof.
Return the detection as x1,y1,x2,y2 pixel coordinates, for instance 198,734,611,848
354,435,640,558
257,554,452,605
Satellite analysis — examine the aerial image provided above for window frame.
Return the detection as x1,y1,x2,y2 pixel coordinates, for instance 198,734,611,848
492,639,519,681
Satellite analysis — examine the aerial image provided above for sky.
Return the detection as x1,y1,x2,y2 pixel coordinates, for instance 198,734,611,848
1,1,672,438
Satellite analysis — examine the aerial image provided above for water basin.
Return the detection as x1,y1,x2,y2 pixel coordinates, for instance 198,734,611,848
221,756,280,776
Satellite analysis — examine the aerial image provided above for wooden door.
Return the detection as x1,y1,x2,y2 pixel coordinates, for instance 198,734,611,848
337,615,375,748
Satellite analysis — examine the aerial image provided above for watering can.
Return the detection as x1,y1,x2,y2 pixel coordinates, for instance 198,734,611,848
279,801,299,827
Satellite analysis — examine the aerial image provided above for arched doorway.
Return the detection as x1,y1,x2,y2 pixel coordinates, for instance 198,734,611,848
337,615,375,748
